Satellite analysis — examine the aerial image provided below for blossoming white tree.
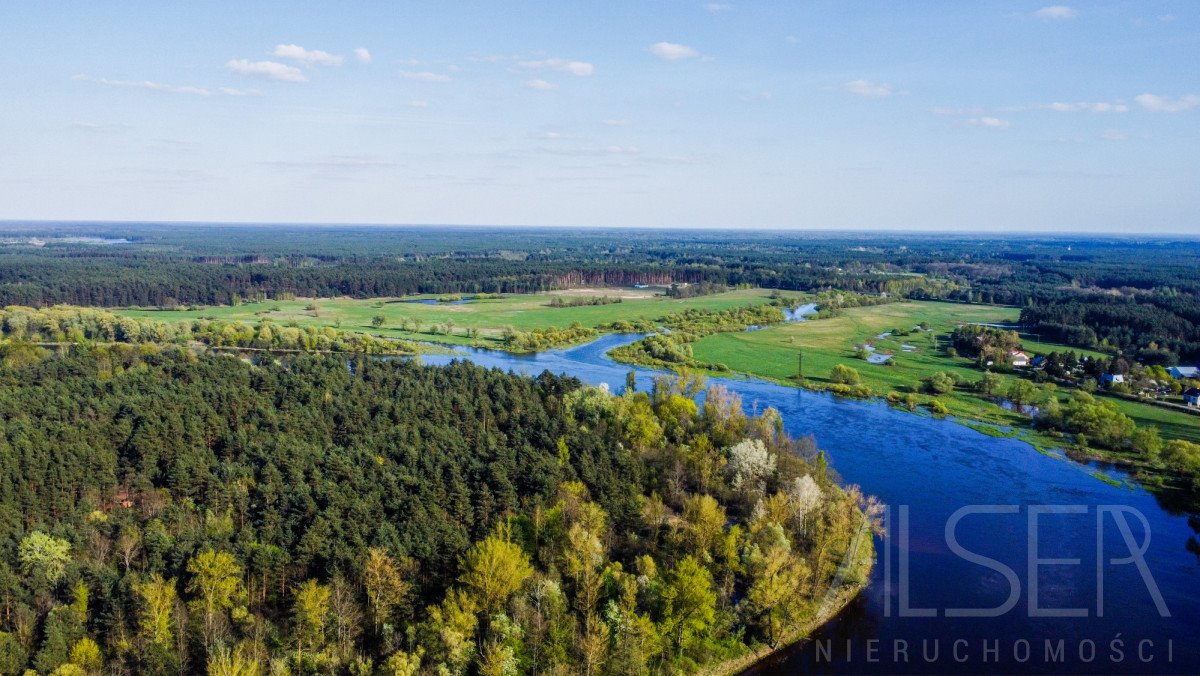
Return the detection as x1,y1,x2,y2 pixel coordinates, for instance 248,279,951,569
787,475,823,535
726,439,776,492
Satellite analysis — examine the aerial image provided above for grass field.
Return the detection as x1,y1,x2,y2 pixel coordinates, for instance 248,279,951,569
117,292,1198,443
689,301,1200,444
116,288,778,347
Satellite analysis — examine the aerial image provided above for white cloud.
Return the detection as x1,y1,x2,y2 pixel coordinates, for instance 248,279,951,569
1041,101,1127,113
75,74,262,97
603,119,631,126
1135,93,1200,112
354,48,372,64
273,44,344,66
540,144,643,157
650,42,701,61
71,122,127,133
405,100,429,108
967,116,1011,128
399,70,451,82
843,79,894,98
1101,129,1128,141
262,155,396,173
226,59,307,82
704,3,733,12
525,79,556,91
74,74,213,95
517,58,594,76
1035,6,1077,20
931,106,985,116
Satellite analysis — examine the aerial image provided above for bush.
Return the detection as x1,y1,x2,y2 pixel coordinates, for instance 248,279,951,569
828,383,853,397
830,364,861,385
922,371,957,395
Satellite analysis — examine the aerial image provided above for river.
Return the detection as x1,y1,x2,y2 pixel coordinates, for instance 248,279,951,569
420,333,1200,674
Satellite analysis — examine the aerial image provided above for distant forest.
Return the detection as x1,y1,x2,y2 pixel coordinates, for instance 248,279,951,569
1,223,1199,361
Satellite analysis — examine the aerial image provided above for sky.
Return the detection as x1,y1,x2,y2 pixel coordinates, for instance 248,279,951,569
1,1,1198,232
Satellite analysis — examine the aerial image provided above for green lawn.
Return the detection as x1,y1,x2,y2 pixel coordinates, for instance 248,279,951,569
690,301,1200,443
1109,398,1200,444
116,288,777,348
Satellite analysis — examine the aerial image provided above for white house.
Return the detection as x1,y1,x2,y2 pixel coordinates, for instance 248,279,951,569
1102,373,1125,385
1184,388,1200,407
1168,366,1199,379
1008,350,1030,367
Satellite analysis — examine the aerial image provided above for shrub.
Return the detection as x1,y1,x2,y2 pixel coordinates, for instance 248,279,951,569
829,364,861,385
922,371,957,395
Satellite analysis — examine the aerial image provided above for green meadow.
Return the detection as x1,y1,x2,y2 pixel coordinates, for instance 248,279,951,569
689,301,1200,444
115,287,777,347
117,291,1198,443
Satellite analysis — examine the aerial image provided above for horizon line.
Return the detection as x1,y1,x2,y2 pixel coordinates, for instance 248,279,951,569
2,219,1198,238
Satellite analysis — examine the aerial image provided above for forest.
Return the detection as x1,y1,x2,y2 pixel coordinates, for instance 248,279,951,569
0,344,874,675
3,224,1196,362
0,306,418,356
1,223,1199,674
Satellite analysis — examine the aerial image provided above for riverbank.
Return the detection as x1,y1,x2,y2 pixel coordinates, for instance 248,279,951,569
602,300,1199,510
706,518,875,676
420,330,1200,674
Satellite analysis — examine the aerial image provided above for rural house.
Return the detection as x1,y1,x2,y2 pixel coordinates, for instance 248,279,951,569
1008,350,1030,367
1169,366,1199,379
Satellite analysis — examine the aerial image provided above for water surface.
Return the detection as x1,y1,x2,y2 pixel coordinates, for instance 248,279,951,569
422,334,1200,673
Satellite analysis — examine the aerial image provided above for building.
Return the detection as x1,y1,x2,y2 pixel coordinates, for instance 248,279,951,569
1102,373,1125,385
1184,388,1200,407
1008,350,1030,367
1168,366,1199,379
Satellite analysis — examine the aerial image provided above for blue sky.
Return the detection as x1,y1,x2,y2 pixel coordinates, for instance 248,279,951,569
1,1,1197,231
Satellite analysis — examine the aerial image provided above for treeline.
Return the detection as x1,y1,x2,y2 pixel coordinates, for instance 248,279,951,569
1034,392,1200,494
0,347,874,674
547,295,622,308
5,224,1199,363
664,282,728,299
806,290,902,319
1019,292,1200,363
658,304,787,338
0,225,983,309
500,322,599,353
607,304,788,373
0,306,417,355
